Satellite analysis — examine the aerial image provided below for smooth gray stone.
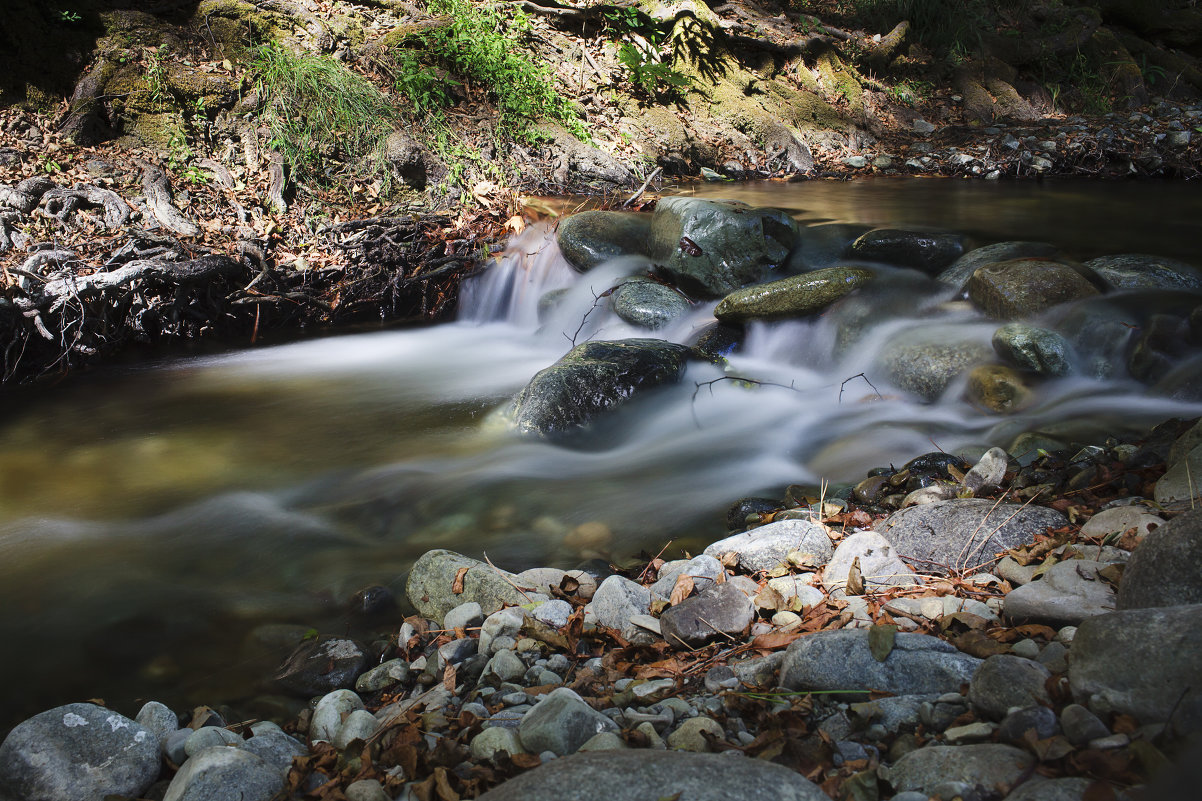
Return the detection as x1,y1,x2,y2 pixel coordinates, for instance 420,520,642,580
273,636,367,696
938,241,1060,290
310,690,364,743
0,703,161,801
517,688,618,756
874,498,1067,575
506,339,692,439
703,519,833,574
1059,704,1109,746
531,599,573,630
405,549,530,622
968,655,1052,720
135,701,179,748
475,750,828,801
444,601,484,632
992,322,1073,376
184,726,241,758
345,779,391,801
355,658,411,693
1069,604,1202,733
332,710,380,749
162,746,283,801
874,327,994,402
611,279,690,329
713,267,871,323
781,630,981,697
822,531,918,594
1084,253,1202,292
660,582,755,647
1003,559,1117,626
998,705,1060,743
485,649,527,684
1117,507,1202,609
241,731,307,776
847,228,965,274
557,211,652,271
648,197,799,297
881,744,1035,795
471,727,527,762
650,554,725,598
585,575,653,641
1004,777,1093,801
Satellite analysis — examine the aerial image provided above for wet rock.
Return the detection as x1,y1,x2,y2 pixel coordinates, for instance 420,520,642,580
992,322,1073,376
875,499,1067,575
1003,560,1118,626
880,744,1035,796
507,339,692,439
0,703,161,801
875,327,994,401
1084,253,1202,292
822,531,918,594
474,750,828,801
968,655,1052,719
724,497,780,531
648,197,799,297
405,549,531,622
272,636,368,697
517,688,618,756
847,228,965,273
967,259,1101,319
703,518,833,573
687,321,744,359
790,222,872,271
712,266,872,323
781,630,981,696
660,582,756,647
610,279,690,329
1116,508,1202,609
1152,353,1202,401
966,363,1032,413
937,241,1060,290
163,746,283,801
585,575,653,641
1069,605,1202,732
556,211,652,271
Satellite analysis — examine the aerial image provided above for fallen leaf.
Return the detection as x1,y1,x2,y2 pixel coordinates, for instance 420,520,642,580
752,630,804,650
451,567,469,595
846,556,864,595
868,623,897,662
669,574,695,606
503,214,525,234
754,583,786,611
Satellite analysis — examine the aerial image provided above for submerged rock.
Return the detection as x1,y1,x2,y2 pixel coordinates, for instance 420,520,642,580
687,321,744,359
712,266,871,323
992,322,1073,376
1084,253,1202,292
507,339,692,439
789,222,872,271
648,197,799,297
967,259,1101,319
556,211,653,272
610,279,690,329
965,363,1032,413
847,228,965,273
874,328,994,402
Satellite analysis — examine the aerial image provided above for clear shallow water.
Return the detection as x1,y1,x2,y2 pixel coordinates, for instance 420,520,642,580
2,177,1201,730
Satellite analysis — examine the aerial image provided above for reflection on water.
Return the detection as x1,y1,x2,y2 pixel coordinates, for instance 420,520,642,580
1,178,1201,731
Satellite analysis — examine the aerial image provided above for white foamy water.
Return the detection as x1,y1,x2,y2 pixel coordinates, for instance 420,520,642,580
2,183,1201,727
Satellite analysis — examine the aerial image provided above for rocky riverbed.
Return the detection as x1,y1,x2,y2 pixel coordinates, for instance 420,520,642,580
3,416,1202,800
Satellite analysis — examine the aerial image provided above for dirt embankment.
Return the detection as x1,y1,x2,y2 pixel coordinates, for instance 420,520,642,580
2,0,1202,381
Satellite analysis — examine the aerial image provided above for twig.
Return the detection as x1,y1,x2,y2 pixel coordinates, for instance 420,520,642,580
690,375,800,428
838,372,883,403
623,167,662,208
483,550,534,603
637,540,676,583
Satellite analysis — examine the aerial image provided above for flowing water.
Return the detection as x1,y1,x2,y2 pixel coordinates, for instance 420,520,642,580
2,177,1201,731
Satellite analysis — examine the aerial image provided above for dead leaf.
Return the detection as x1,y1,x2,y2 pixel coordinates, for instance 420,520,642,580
442,663,457,692
868,623,897,662
754,583,786,611
846,556,864,595
950,629,1010,658
669,574,695,606
1096,563,1124,589
451,567,469,595
503,214,525,234
752,630,804,650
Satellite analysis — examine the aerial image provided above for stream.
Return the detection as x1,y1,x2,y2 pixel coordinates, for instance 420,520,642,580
2,177,1201,731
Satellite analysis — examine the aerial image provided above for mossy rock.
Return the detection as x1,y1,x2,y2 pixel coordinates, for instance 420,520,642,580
164,63,238,107
126,111,190,151
815,50,863,119
193,0,279,50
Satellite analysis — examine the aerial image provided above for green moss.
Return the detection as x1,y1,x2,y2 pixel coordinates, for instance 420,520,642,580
816,50,863,118
127,111,189,150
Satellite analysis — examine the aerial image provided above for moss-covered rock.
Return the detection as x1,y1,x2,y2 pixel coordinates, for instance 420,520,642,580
714,267,872,323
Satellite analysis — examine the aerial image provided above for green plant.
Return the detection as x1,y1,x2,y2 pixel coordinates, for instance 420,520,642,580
1140,56,1168,87
250,42,401,185
145,45,170,109
617,42,692,99
416,0,586,139
38,154,63,175
55,9,82,24
392,48,458,115
887,78,932,105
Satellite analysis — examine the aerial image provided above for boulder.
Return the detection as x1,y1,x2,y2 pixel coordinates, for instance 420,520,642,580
474,750,828,801
610,280,690,329
517,688,618,756
847,228,965,274
992,322,1073,377
1069,604,1202,732
648,197,799,297
556,211,652,271
780,630,981,697
507,339,692,439
703,519,833,573
0,703,161,801
405,549,531,622
712,267,871,323
1003,560,1117,626
660,582,756,647
967,259,1101,319
1116,508,1202,609
937,241,1060,290
874,327,994,402
880,744,1035,796
789,222,871,272
874,499,1067,575
1084,253,1202,292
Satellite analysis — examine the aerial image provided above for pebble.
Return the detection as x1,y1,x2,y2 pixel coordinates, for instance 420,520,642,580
665,716,724,752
